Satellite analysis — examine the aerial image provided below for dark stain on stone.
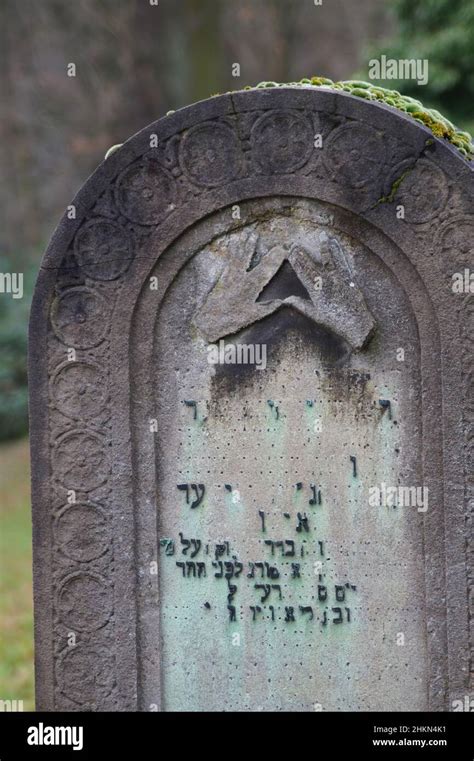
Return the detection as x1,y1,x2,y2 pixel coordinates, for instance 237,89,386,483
210,306,349,397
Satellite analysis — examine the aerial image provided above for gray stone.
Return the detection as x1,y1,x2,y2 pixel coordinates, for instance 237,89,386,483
29,87,473,711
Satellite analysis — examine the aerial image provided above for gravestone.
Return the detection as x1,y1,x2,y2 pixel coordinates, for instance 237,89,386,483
29,86,473,711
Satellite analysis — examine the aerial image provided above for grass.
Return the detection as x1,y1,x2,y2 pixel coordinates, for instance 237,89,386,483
0,437,34,710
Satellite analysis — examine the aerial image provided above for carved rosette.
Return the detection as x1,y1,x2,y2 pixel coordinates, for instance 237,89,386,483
250,110,314,174
322,123,386,189
74,218,134,280
40,89,472,710
52,361,107,420
56,645,115,707
56,572,112,632
54,502,109,562
179,121,243,186
116,159,177,225
437,216,474,271
53,430,109,491
395,159,449,224
51,287,109,349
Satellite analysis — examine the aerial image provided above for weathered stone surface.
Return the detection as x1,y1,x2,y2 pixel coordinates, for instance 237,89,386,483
29,87,473,711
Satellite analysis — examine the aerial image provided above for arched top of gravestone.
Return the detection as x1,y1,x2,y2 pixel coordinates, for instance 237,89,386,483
33,86,474,288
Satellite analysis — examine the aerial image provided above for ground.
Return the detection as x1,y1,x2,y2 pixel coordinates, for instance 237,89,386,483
0,438,34,710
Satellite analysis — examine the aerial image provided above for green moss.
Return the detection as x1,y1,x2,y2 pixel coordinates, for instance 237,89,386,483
374,167,414,207
249,77,473,159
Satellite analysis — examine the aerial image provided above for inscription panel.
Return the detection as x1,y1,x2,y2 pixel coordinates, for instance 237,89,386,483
148,199,428,711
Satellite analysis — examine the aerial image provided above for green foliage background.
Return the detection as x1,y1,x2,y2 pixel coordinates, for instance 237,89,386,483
369,0,474,132
0,260,34,442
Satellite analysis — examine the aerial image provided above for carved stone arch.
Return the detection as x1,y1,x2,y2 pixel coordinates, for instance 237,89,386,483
30,88,473,711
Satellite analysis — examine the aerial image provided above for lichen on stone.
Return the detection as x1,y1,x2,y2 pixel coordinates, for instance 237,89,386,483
247,77,473,159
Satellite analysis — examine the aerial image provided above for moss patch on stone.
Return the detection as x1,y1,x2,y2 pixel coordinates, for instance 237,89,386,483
247,78,473,160
373,167,414,207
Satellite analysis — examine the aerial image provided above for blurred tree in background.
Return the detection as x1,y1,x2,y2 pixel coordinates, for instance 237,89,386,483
368,0,474,131
0,0,388,262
